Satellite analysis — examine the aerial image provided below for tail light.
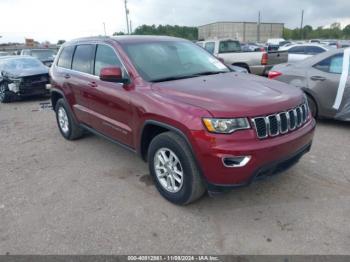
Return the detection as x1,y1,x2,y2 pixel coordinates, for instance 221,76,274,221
268,71,282,79
261,53,268,65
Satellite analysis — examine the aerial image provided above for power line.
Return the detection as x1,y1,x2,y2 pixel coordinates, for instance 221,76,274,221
103,22,106,36
257,11,261,42
124,0,130,34
300,9,304,39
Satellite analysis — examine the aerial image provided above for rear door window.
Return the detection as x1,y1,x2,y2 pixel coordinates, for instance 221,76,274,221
204,42,215,54
57,45,75,69
305,46,325,55
72,44,95,74
94,45,123,76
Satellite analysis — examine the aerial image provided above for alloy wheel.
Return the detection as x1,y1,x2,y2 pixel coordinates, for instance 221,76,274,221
154,148,184,193
58,107,69,134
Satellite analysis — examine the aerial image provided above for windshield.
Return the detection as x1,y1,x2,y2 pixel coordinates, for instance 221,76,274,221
0,57,44,71
122,41,229,82
31,50,55,60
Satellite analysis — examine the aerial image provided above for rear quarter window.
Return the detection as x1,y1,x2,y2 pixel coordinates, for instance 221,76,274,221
314,53,349,74
57,45,75,69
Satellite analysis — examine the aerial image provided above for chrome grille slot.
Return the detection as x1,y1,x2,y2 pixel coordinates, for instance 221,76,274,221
296,107,302,127
279,112,288,133
288,110,296,130
252,103,309,139
253,117,268,138
268,115,279,136
301,104,307,123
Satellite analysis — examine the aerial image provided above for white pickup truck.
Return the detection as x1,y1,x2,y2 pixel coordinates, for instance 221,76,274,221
197,39,288,76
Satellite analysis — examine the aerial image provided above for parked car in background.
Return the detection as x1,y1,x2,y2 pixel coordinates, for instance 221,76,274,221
20,48,56,67
268,48,349,121
0,56,50,103
241,42,264,52
279,44,331,63
267,38,286,46
50,35,315,204
199,39,288,75
309,39,321,43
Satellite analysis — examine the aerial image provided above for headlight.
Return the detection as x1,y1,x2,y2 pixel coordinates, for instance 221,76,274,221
203,118,250,134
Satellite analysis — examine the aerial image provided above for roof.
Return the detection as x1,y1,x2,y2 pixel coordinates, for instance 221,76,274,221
280,43,331,51
0,55,35,60
198,21,284,28
66,35,187,45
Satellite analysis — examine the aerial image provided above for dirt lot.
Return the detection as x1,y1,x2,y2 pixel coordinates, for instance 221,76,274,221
0,98,350,255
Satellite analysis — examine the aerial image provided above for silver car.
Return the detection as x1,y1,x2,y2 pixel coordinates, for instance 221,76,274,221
279,44,332,63
269,49,350,121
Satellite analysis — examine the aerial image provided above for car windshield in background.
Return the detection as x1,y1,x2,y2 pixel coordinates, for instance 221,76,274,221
219,40,241,53
31,50,55,60
122,41,229,82
0,57,43,71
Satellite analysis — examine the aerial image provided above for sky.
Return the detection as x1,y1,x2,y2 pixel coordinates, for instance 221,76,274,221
1,0,350,43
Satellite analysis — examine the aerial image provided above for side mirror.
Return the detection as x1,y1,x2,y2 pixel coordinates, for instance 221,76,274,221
99,67,129,84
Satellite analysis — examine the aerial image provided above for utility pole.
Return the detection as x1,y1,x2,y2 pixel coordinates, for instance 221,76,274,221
124,0,130,34
103,22,107,36
257,11,261,43
129,20,133,34
300,9,304,39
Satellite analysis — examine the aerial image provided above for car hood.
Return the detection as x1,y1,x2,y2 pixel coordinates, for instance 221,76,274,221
1,67,49,78
151,72,304,118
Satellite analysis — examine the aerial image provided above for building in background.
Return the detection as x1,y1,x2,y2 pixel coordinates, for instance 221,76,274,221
198,21,284,42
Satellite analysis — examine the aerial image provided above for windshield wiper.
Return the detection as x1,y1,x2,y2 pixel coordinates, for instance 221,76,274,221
151,71,227,83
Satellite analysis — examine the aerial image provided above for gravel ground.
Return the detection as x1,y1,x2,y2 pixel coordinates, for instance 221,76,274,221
0,98,349,255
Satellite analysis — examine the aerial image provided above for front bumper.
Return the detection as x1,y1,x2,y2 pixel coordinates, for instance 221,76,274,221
207,142,311,192
189,118,316,189
8,81,50,97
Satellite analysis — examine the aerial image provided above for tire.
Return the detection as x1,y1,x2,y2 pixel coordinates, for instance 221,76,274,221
148,132,206,205
55,98,84,140
0,83,14,103
307,95,317,118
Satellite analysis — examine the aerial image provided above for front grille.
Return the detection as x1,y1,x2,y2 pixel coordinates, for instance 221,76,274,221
252,103,309,139
22,74,49,87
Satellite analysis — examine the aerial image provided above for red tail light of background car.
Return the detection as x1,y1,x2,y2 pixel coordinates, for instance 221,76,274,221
261,53,268,65
268,71,282,79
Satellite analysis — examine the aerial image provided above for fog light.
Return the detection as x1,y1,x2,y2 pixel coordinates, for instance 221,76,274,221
222,156,251,168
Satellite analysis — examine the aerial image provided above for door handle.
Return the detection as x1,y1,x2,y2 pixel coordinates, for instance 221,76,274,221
64,73,71,79
311,76,326,81
88,81,98,88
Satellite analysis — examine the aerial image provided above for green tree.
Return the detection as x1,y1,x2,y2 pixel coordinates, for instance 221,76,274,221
133,24,198,40
343,24,350,38
57,40,66,45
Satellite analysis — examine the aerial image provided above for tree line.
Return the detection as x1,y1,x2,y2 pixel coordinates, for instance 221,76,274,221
114,23,350,42
283,23,350,40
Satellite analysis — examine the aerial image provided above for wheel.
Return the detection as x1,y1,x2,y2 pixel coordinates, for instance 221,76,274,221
148,132,206,205
306,95,317,118
0,83,14,103
55,98,84,140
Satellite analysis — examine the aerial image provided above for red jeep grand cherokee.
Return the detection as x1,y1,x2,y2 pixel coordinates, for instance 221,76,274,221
50,36,316,205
